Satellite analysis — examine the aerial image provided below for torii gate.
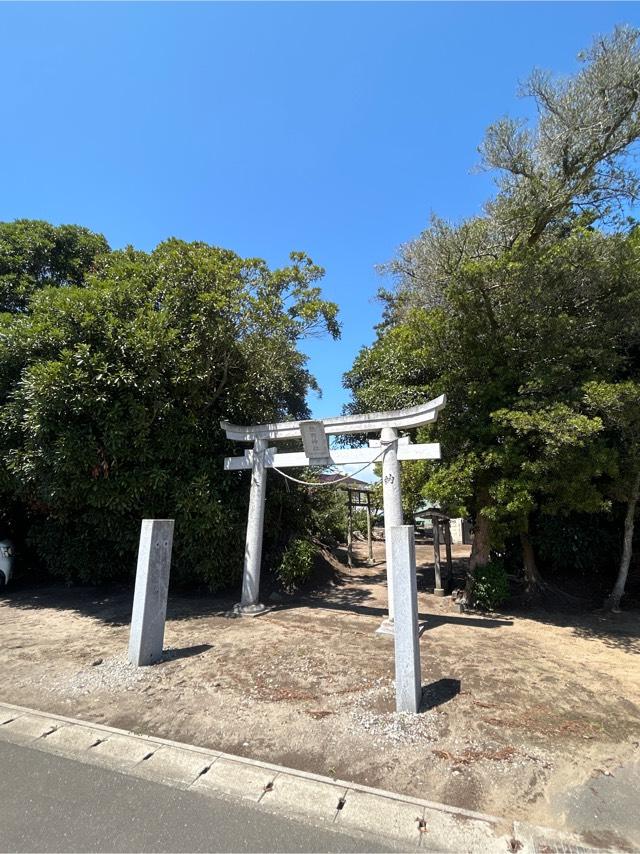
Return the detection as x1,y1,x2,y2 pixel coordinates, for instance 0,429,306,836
222,394,446,635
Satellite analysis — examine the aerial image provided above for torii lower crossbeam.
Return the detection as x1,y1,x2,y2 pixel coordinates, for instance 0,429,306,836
224,443,441,471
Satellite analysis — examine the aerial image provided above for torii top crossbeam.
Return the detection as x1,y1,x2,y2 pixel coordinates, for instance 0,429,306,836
221,394,446,442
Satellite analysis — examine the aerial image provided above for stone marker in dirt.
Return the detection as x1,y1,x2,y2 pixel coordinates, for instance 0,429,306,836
128,519,174,667
389,525,422,714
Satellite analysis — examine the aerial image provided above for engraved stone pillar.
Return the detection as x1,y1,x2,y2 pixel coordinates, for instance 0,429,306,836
129,519,174,666
390,525,422,713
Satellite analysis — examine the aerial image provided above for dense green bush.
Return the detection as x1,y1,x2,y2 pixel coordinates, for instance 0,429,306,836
276,537,317,591
306,487,348,543
471,560,509,611
0,220,340,589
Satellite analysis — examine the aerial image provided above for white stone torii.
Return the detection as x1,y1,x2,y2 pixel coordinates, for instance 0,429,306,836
221,394,446,633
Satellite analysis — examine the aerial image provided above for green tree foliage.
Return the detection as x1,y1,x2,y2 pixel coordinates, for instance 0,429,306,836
584,380,640,609
481,25,640,245
347,231,640,595
0,226,340,588
346,28,640,606
0,220,109,313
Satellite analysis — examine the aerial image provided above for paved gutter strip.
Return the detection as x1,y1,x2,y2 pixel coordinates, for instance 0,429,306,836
133,744,214,787
191,756,278,803
336,790,425,848
262,773,348,822
0,701,603,853
88,732,160,767
42,724,108,754
0,708,21,726
512,821,598,854
0,713,58,743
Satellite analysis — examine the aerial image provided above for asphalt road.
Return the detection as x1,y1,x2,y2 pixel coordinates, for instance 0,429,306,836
0,741,396,853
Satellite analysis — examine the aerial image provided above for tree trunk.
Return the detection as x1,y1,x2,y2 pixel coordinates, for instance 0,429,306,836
469,512,491,571
605,470,640,612
466,496,491,599
520,530,545,600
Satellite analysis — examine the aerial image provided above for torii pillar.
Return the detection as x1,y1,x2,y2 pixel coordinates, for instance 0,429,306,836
377,427,403,635
234,437,269,615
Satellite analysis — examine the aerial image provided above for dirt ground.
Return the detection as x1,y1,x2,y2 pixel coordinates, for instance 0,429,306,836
2,538,639,848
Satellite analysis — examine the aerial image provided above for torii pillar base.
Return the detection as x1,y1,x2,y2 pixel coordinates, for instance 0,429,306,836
233,602,272,617
375,618,395,636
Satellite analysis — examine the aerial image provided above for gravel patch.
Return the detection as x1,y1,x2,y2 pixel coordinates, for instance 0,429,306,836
49,654,150,696
349,683,440,745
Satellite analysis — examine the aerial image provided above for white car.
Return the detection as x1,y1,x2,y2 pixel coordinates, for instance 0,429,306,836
0,539,15,588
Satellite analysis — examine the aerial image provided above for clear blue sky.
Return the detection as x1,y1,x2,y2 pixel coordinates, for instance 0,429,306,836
1,2,637,419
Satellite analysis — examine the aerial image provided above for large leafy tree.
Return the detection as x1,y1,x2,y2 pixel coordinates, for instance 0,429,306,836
347,27,640,604
0,229,339,587
347,230,640,595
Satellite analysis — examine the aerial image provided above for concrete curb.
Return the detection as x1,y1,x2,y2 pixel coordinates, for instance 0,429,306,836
0,701,601,853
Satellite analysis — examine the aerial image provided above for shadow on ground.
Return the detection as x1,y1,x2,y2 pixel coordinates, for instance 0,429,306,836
2,552,639,653
0,581,237,627
161,643,214,662
293,595,514,629
421,677,461,711
519,608,640,654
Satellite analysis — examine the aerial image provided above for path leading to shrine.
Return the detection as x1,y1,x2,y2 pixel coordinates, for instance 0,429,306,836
0,539,638,849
